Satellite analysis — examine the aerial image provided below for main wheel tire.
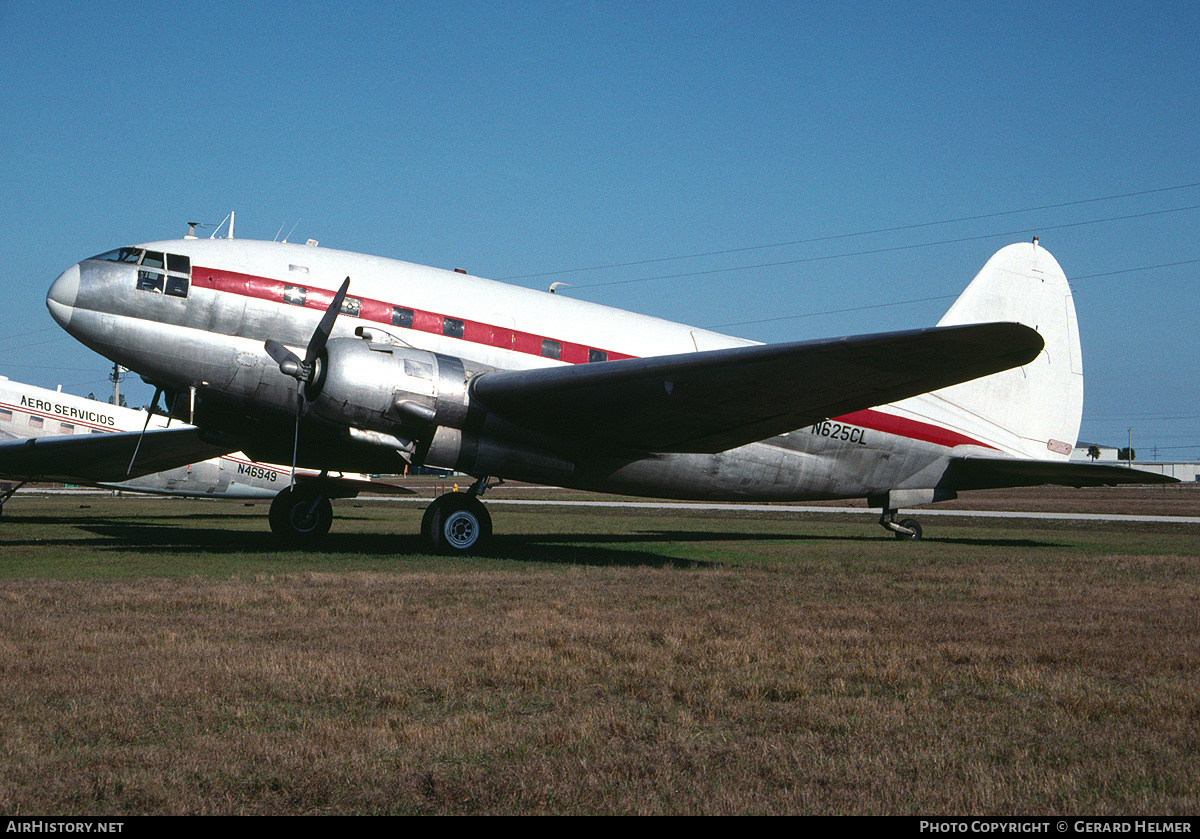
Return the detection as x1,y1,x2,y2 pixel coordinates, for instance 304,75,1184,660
424,493,492,555
893,517,922,540
269,486,333,543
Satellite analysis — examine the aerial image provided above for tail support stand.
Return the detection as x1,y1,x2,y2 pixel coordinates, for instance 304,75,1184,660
880,510,922,540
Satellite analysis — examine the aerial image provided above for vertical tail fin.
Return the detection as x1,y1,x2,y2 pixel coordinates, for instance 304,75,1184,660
896,241,1083,460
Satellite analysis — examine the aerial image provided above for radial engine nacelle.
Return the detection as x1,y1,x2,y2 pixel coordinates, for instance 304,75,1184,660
309,337,474,436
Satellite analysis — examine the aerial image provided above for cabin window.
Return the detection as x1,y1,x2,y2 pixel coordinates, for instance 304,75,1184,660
0,407,11,422
391,307,413,328
283,285,307,306
588,349,607,363
59,422,74,434
28,415,42,429
443,317,464,339
541,339,561,360
341,297,362,317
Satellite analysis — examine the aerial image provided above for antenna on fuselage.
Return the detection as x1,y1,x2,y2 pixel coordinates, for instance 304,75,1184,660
209,211,236,239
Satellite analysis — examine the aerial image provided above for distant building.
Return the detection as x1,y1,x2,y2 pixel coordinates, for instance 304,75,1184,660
1072,442,1200,482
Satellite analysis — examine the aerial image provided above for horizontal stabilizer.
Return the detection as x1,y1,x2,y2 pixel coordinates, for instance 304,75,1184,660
472,321,1043,453
948,456,1179,490
0,426,234,484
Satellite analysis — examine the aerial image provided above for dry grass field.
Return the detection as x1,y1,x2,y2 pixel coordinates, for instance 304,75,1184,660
1,484,1198,815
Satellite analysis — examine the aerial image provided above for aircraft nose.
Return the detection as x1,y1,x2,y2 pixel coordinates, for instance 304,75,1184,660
46,263,80,327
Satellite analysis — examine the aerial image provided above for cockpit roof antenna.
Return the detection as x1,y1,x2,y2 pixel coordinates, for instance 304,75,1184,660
282,219,302,243
209,211,235,239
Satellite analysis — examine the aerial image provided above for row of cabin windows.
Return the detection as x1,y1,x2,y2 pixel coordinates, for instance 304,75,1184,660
347,299,610,362
0,408,94,434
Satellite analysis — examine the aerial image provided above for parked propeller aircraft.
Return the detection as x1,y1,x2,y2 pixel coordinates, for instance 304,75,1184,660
43,233,1174,551
0,374,395,515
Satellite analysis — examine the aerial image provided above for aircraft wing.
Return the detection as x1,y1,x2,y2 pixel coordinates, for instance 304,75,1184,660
948,456,1179,489
293,474,416,498
471,322,1044,453
0,426,235,484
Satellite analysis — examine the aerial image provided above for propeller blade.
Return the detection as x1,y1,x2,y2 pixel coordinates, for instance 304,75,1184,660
304,277,350,369
126,386,163,476
290,381,303,488
265,339,304,379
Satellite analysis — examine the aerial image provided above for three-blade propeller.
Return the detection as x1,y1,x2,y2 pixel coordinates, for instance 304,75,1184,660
265,276,350,390
263,277,350,485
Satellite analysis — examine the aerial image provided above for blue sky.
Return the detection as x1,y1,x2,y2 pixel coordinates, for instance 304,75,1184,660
1,0,1196,458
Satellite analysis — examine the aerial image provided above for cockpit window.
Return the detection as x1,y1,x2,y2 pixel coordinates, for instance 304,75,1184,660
137,267,165,293
135,250,190,298
91,247,142,263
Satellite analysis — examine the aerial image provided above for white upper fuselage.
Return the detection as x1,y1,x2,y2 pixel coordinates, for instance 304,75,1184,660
45,237,1080,505
130,237,755,371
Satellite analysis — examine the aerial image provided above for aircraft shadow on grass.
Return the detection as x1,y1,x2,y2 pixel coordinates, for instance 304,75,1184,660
3,512,1065,567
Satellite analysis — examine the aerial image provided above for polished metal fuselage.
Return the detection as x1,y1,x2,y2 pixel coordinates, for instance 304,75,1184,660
46,239,968,504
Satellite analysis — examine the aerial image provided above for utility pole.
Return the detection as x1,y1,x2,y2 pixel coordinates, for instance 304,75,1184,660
110,362,124,406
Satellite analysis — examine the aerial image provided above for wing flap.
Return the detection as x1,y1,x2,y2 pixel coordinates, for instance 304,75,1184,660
292,474,416,498
0,427,235,484
471,322,1044,453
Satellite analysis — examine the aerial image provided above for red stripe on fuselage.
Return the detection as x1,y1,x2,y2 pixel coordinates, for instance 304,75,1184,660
834,408,997,451
191,267,995,451
192,267,633,365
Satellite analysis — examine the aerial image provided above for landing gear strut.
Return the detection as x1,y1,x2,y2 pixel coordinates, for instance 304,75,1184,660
0,480,29,519
420,477,496,555
269,484,333,543
880,510,922,540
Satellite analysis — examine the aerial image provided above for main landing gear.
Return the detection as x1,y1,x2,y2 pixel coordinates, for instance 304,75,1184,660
268,484,334,543
266,476,497,554
879,510,922,540
420,477,497,555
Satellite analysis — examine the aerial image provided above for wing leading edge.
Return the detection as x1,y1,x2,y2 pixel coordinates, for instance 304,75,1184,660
471,321,1044,453
0,426,235,484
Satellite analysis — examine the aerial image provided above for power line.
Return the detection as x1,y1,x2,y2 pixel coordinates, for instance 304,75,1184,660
564,204,1200,291
703,253,1199,331
708,294,956,330
498,181,1200,282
